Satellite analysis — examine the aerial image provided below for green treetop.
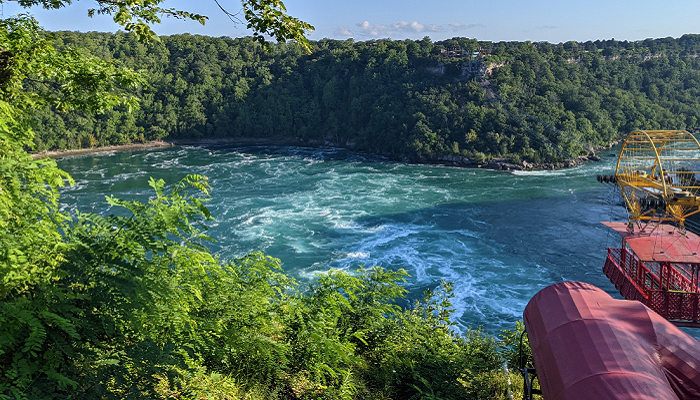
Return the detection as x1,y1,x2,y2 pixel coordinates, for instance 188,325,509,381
5,0,314,52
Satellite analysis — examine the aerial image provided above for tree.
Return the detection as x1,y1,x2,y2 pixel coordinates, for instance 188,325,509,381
0,0,322,394
0,16,143,113
9,0,315,52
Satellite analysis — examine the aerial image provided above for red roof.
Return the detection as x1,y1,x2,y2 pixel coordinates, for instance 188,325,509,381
602,221,700,263
524,282,700,400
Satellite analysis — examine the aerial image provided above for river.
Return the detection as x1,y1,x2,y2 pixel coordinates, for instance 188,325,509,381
57,145,628,334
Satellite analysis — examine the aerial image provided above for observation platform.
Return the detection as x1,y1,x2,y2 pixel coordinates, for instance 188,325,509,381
602,221,700,326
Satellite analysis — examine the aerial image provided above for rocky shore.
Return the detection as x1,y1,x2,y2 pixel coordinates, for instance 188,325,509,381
433,154,601,171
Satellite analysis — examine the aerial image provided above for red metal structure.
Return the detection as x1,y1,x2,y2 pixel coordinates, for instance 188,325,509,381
602,221,700,326
524,282,700,400
598,130,700,327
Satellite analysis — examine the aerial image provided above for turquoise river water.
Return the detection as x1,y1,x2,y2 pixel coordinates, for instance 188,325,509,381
57,145,628,334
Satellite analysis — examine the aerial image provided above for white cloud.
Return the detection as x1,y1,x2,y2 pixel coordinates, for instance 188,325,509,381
357,21,390,36
354,20,443,37
449,23,485,32
334,26,353,36
391,21,443,33
424,24,444,32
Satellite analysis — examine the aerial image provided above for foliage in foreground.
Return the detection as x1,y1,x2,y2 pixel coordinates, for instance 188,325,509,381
10,0,314,52
0,172,528,399
1,108,528,399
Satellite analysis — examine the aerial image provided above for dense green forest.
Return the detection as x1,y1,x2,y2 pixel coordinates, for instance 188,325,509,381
31,32,700,164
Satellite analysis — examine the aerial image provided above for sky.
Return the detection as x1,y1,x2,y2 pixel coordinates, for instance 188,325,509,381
4,0,700,44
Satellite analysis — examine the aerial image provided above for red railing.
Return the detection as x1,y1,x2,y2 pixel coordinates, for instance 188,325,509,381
648,291,700,322
603,247,700,323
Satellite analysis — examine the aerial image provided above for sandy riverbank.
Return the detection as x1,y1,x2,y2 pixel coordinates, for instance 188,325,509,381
31,141,175,159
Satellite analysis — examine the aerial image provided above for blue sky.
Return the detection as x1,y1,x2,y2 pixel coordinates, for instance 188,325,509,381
5,0,700,43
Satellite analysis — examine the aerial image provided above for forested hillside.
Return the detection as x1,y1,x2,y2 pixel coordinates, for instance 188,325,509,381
32,32,700,163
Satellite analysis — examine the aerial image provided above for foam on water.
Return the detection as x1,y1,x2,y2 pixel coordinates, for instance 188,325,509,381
345,252,370,259
57,145,628,334
511,170,567,177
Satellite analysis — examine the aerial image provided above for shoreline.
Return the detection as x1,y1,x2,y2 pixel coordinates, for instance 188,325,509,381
31,137,601,170
31,138,314,160
32,140,175,159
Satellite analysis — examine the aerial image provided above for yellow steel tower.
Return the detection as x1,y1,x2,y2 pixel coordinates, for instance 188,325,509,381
615,130,700,232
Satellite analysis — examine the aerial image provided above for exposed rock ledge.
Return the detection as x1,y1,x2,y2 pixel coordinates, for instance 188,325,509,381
435,154,600,171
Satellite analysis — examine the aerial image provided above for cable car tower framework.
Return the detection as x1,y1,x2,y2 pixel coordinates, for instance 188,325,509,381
600,130,700,327
613,130,700,232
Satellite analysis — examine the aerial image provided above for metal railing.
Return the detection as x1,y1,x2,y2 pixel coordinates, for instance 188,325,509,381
604,247,700,323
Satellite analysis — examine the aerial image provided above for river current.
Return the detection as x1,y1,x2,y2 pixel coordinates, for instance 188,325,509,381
57,145,628,334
